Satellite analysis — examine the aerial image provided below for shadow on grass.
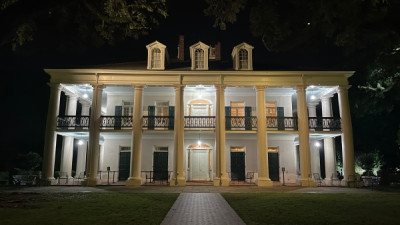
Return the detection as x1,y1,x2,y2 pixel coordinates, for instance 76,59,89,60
0,192,179,225
222,193,400,225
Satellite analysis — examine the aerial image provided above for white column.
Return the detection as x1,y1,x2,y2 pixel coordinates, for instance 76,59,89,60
337,86,355,184
214,85,229,186
126,86,144,186
85,85,103,186
75,101,90,177
171,85,186,186
307,102,320,176
75,141,87,178
42,83,62,181
60,94,78,178
296,86,314,186
321,96,337,181
256,87,273,186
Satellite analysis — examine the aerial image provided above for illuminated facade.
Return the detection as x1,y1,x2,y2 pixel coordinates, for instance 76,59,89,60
42,39,355,187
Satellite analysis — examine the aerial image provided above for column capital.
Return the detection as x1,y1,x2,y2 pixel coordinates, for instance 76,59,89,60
307,102,319,108
91,84,105,90
321,95,334,101
133,85,144,90
47,83,62,90
255,86,265,91
337,85,352,93
295,85,306,92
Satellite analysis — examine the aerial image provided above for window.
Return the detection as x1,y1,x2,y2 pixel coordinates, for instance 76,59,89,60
123,101,133,116
151,48,161,69
155,146,169,151
155,101,169,116
231,102,245,116
265,102,277,117
195,49,204,69
239,49,248,69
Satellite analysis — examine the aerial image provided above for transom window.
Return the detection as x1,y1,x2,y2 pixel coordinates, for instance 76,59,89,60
123,101,133,116
151,48,161,69
239,49,248,69
265,102,277,117
231,102,245,116
194,49,204,69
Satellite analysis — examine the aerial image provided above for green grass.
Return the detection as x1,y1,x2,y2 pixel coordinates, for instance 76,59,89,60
222,193,400,225
0,192,179,225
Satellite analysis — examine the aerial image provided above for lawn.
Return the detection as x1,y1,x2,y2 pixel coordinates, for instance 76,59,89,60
0,192,179,225
222,193,400,225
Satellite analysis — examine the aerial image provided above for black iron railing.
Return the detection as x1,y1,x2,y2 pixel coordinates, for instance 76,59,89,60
308,117,341,131
184,116,216,128
100,116,133,129
266,117,298,130
142,116,174,130
225,116,257,130
57,116,90,129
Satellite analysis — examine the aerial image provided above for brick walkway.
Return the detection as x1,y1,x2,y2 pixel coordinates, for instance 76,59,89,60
160,193,246,225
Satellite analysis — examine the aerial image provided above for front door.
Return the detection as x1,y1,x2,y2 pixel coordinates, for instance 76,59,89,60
118,151,131,181
189,149,209,180
268,152,279,181
231,152,245,181
153,151,168,180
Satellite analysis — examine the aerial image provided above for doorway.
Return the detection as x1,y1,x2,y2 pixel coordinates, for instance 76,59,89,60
153,150,168,180
187,143,212,181
231,151,245,181
118,151,131,181
268,150,279,181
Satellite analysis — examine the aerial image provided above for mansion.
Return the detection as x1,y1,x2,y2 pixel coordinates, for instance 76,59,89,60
42,36,355,187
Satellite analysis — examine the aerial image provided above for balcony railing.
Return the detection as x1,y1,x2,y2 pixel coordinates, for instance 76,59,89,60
308,117,341,131
267,117,298,130
101,116,133,129
225,116,257,130
57,116,90,129
142,116,174,130
184,116,216,128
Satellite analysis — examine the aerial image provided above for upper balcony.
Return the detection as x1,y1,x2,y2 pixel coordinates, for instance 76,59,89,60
56,115,341,131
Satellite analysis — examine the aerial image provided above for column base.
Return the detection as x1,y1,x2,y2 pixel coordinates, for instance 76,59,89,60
83,178,99,187
213,178,221,186
170,176,186,186
257,178,274,187
125,177,142,186
221,175,230,186
300,179,317,187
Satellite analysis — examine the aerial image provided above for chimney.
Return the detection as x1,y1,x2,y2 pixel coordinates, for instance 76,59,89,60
177,35,184,61
215,41,221,60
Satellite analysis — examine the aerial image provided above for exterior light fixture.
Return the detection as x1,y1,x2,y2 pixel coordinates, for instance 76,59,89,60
315,141,321,147
83,93,88,99
78,139,84,146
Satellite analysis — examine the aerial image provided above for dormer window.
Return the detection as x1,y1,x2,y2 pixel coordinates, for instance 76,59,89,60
195,49,205,69
151,48,161,68
232,42,254,70
239,49,248,69
190,41,209,70
146,41,167,70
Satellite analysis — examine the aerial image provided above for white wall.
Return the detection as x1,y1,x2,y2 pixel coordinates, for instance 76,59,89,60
105,93,134,115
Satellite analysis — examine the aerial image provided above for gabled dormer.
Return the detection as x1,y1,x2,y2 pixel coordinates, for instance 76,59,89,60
189,41,209,70
146,41,167,70
232,42,254,70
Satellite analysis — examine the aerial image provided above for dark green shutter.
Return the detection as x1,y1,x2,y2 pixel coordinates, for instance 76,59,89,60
148,106,155,130
225,106,231,130
245,106,252,130
115,106,122,130
168,106,175,130
277,107,284,130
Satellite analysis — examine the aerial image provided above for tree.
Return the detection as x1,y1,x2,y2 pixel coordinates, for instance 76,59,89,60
0,0,168,57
